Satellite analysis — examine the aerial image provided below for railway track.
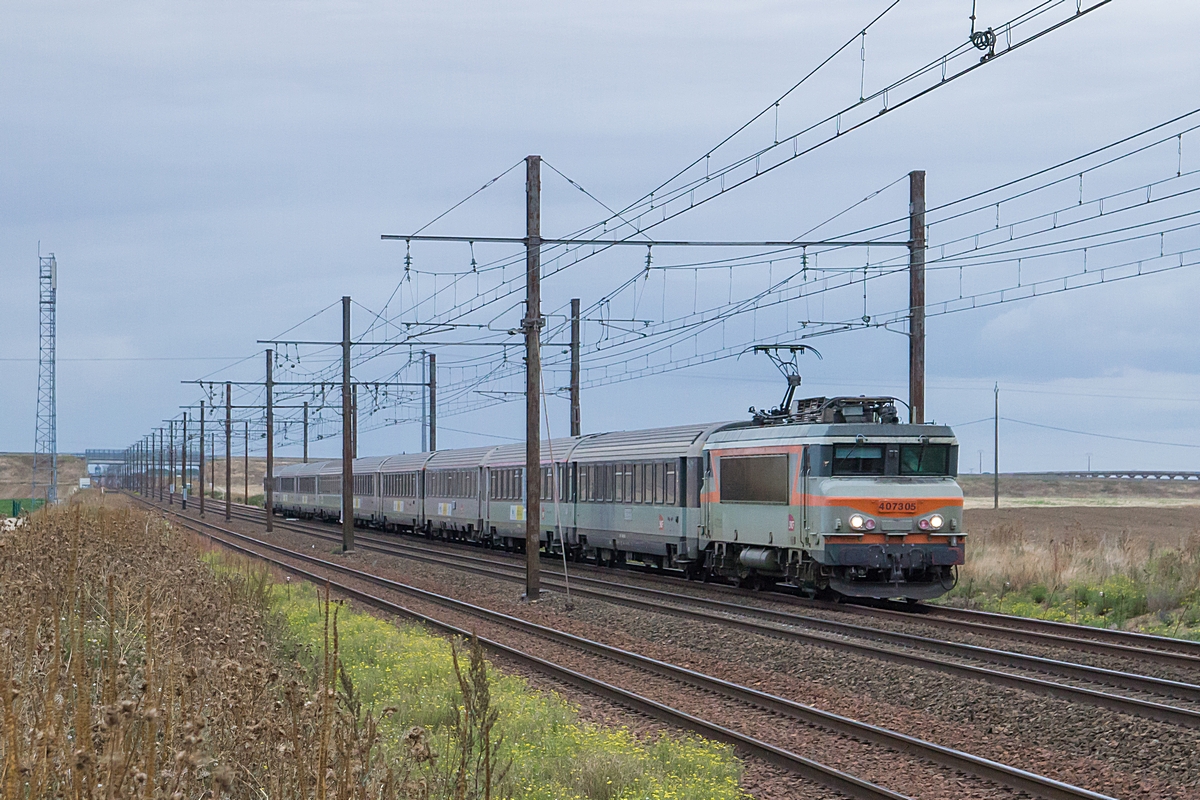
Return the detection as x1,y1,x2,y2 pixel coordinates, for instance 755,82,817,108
226,501,1200,668
234,503,1200,666
172,499,1200,728
136,494,1117,800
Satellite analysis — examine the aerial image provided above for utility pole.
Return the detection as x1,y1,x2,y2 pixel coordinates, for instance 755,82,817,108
225,382,232,522
523,154,542,600
352,384,359,459
570,297,581,437
908,170,926,425
303,401,309,463
169,420,175,505
428,353,437,451
182,413,188,510
994,383,1000,510
199,401,206,516
244,420,249,504
266,349,274,532
421,352,428,451
210,434,215,497
341,297,354,552
158,427,164,501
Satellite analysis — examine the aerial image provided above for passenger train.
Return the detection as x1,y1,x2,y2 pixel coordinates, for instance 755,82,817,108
271,395,965,600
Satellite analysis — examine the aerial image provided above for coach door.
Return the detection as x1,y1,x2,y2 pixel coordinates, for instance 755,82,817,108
800,446,810,537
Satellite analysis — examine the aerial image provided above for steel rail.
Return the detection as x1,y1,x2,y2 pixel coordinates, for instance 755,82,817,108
229,500,1200,664
218,505,1200,699
147,505,905,800
908,603,1200,657
143,497,1114,800
182,501,1200,727
823,599,1200,667
325,522,1200,703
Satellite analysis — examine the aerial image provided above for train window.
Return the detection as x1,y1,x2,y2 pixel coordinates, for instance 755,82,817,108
832,445,885,475
898,444,951,475
318,476,341,494
621,464,632,504
720,455,788,504
633,464,644,504
665,462,677,505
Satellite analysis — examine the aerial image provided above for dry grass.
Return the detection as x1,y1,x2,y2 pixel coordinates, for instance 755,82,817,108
949,518,1200,634
0,496,453,798
1,495,748,800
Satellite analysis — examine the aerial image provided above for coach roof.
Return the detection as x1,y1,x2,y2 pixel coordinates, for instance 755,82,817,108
569,422,732,463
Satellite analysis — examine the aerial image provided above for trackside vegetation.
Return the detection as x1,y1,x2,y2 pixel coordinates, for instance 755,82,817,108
0,496,747,799
268,574,748,800
942,523,1200,639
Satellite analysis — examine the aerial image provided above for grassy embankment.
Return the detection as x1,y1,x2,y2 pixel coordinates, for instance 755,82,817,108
942,520,1200,639
0,496,746,799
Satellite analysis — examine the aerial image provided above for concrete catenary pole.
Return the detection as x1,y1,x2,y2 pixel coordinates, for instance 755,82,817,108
158,427,164,501
570,297,581,437
243,419,249,504
181,413,188,510
199,401,206,516
421,353,428,451
994,383,1000,510
266,349,274,532
303,401,309,463
341,296,354,552
428,353,437,451
908,170,926,425
523,154,542,600
225,382,232,521
168,420,175,505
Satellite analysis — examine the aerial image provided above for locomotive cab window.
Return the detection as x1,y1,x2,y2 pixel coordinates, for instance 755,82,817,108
899,444,951,475
720,455,787,504
832,445,885,475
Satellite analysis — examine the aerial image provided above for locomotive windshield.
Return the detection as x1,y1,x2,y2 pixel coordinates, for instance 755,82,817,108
832,445,885,475
819,442,957,477
899,444,951,475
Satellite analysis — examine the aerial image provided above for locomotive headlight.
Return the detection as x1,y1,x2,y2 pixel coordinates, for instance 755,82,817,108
929,514,945,530
849,514,866,530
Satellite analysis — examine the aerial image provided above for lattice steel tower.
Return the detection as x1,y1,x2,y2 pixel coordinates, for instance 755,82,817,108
32,253,57,504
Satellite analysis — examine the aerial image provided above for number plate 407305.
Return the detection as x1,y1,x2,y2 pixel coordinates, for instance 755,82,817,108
877,500,917,514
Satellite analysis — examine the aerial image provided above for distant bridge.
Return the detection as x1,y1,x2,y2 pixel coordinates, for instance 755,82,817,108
1022,471,1200,481
85,449,127,465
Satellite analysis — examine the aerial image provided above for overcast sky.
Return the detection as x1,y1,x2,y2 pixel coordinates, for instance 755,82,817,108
2,0,1198,473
